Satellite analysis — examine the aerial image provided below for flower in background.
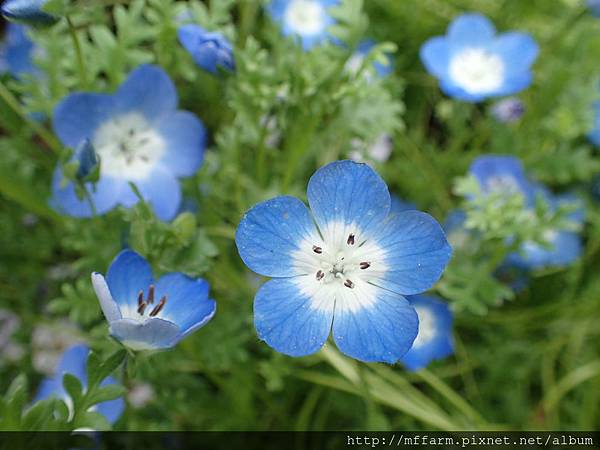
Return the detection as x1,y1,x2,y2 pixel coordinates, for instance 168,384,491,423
420,13,538,102
177,24,235,74
1,0,57,25
345,39,394,78
400,295,453,371
0,23,38,78
589,100,600,147
348,134,393,164
34,345,125,424
490,97,525,123
31,321,81,375
588,0,600,17
267,0,339,50
236,160,451,363
469,155,535,203
0,309,24,366
91,250,216,351
50,65,206,221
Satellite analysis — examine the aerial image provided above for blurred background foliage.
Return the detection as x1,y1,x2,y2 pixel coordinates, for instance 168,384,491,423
1,0,600,431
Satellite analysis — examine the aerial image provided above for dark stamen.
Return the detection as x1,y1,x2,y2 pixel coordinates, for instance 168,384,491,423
137,302,147,315
147,285,155,304
347,234,355,245
149,296,167,317
140,155,149,162
316,270,324,281
128,128,135,137
312,245,322,254
137,290,144,307
360,262,371,270
344,279,355,289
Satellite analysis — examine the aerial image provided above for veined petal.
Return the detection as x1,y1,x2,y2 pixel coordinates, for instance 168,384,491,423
420,37,450,79
114,65,177,121
254,277,334,357
134,165,181,222
156,111,206,177
332,281,418,363
91,272,122,322
307,160,390,245
447,13,496,46
153,273,216,337
491,32,538,73
105,250,153,316
236,196,320,277
109,317,181,350
368,211,452,295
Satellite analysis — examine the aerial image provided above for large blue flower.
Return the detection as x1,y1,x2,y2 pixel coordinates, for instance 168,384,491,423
177,24,234,75
91,250,216,351
34,344,125,425
0,23,38,78
589,100,600,147
50,65,206,221
400,294,454,371
1,0,57,25
267,0,339,50
235,160,452,363
420,13,538,102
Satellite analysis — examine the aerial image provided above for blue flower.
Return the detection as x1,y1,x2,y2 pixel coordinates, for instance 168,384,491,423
1,0,57,25
267,0,339,50
400,295,454,371
0,23,38,78
490,97,525,123
34,344,125,424
50,65,206,221
177,24,235,74
91,250,216,351
235,160,452,363
345,39,394,78
589,100,600,147
420,13,538,102
469,155,535,204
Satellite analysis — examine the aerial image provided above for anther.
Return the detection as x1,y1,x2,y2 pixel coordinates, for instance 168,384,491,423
137,302,147,315
149,296,167,317
344,279,355,289
137,290,144,307
360,262,371,270
316,270,324,281
147,285,155,304
347,234,355,245
312,245,322,254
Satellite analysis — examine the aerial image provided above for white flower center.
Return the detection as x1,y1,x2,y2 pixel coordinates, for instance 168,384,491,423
284,0,325,35
485,174,519,194
293,221,388,313
449,47,504,95
412,306,436,348
119,284,168,323
93,112,165,180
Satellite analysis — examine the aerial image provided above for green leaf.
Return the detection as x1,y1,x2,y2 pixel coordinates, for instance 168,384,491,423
62,373,84,408
86,385,127,406
22,399,58,431
93,349,127,387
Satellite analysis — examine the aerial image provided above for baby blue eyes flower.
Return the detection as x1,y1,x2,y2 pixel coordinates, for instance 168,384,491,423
469,154,535,203
400,295,454,372
0,23,38,78
91,250,216,351
177,24,235,75
1,0,57,25
267,0,339,50
420,13,539,102
490,97,525,123
50,64,207,221
235,160,452,363
34,345,125,424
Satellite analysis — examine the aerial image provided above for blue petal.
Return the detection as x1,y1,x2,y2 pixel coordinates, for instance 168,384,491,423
33,345,88,403
469,155,534,202
109,317,181,350
254,277,334,357
114,65,178,121
420,37,450,79
3,23,37,77
491,32,538,74
52,93,115,148
370,211,452,295
1,0,57,25
390,196,416,214
134,166,181,221
50,167,124,217
332,284,418,363
105,250,154,316
96,376,125,425
153,273,216,337
33,378,59,403
307,160,390,243
447,13,496,46
91,272,122,322
177,25,234,74
156,111,206,177
236,196,320,277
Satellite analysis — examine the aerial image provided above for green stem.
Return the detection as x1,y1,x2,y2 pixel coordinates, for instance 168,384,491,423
0,81,61,154
66,15,88,89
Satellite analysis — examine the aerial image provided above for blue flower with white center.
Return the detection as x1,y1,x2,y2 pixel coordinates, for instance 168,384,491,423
345,39,394,78
0,23,38,78
177,24,235,75
50,65,206,221
589,100,600,147
490,97,525,123
267,0,339,50
235,160,452,363
400,295,453,371
34,345,125,424
420,13,538,102
91,250,216,351
469,154,535,204
1,0,57,25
